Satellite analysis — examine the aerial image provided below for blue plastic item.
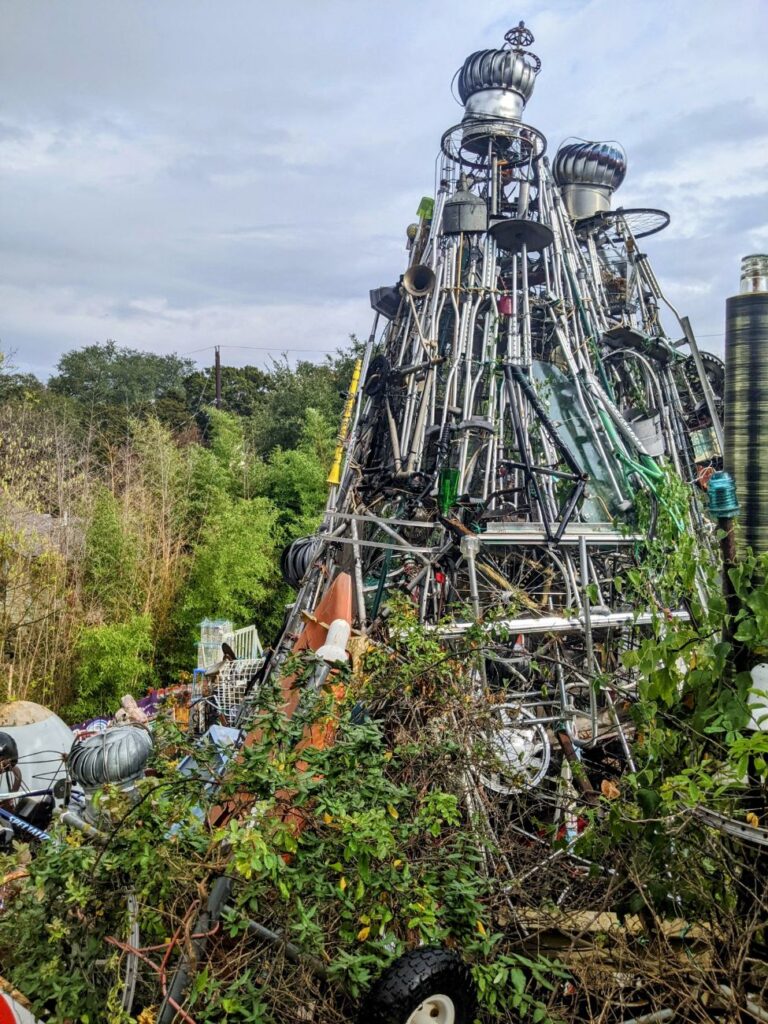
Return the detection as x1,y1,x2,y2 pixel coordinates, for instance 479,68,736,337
708,471,740,519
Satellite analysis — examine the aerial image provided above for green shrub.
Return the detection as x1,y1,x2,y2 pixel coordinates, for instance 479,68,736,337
65,614,155,721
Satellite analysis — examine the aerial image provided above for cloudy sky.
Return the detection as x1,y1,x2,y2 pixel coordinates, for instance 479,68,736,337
1,0,766,379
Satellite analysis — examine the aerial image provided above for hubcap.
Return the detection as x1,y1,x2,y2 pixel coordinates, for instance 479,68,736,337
405,993,456,1024
478,705,551,794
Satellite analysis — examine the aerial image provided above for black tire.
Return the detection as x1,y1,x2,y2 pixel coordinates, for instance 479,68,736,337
359,947,477,1024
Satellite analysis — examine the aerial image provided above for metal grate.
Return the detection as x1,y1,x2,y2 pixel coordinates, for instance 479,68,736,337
197,624,262,668
212,658,264,724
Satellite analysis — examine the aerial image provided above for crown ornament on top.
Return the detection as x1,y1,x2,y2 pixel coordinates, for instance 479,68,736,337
504,21,534,49
503,20,541,73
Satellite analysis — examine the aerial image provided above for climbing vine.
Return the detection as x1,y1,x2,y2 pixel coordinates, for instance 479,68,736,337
1,483,767,1021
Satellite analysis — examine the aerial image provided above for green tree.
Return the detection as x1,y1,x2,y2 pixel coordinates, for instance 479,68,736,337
82,486,141,621
0,349,44,403
49,341,194,412
266,407,334,535
246,350,357,457
205,408,265,499
0,340,359,706
66,613,155,721
0,371,43,403
183,364,271,419
179,496,283,642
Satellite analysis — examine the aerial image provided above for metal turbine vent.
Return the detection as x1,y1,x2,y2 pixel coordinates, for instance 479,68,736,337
553,140,627,220
452,21,545,158
69,726,153,791
457,21,541,122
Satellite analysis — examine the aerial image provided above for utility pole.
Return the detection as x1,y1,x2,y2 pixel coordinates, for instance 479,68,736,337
215,346,221,409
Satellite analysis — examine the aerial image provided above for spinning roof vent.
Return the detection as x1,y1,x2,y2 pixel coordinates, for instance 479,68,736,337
69,726,152,791
553,140,627,220
457,21,541,154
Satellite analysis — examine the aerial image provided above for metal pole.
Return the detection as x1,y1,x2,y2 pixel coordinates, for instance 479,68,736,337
215,345,222,409
719,517,740,645
579,533,598,748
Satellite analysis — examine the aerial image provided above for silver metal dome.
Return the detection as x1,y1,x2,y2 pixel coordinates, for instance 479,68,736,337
553,141,627,191
69,726,153,791
553,141,627,220
458,50,538,119
456,22,541,122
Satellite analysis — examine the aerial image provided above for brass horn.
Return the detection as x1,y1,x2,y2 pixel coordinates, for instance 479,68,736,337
401,264,435,298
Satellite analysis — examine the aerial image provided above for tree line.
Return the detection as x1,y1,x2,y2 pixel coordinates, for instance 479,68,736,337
0,341,356,718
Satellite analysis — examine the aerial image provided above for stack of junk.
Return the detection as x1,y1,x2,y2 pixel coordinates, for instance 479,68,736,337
275,20,730,811
1,22,740,865
0,615,263,852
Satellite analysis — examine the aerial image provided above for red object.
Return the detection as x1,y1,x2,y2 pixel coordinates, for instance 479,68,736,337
498,295,514,315
697,464,715,490
555,816,589,842
0,993,37,1023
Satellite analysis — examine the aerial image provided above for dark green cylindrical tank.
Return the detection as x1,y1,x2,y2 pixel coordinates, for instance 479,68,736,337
724,255,768,553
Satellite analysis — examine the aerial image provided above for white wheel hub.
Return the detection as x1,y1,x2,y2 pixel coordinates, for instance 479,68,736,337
405,992,456,1024
478,705,551,794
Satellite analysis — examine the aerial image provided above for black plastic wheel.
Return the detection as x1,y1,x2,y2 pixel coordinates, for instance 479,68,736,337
358,948,477,1024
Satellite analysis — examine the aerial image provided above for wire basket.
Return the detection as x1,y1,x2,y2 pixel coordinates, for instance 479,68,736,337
211,659,264,725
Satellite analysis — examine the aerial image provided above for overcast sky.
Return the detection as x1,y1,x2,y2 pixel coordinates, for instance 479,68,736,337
1,0,766,379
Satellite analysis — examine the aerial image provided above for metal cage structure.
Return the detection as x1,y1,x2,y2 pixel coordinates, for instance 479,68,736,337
146,24,738,1024
212,658,265,726
267,21,724,826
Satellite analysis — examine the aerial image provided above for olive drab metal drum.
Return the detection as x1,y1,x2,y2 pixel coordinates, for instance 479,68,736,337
442,178,488,235
724,255,768,553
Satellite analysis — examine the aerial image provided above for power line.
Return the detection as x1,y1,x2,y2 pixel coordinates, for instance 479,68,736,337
178,344,341,356
220,345,339,353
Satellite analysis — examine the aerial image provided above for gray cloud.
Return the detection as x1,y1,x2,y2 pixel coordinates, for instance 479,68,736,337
0,0,765,374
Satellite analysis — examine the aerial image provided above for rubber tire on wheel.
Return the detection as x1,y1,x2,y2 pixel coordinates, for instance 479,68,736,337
358,948,477,1024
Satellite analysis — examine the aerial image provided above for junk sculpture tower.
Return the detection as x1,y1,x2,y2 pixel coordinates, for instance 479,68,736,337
277,22,723,799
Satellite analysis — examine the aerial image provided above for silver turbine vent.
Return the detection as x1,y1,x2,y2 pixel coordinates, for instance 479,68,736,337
553,140,627,220
457,48,538,121
455,22,541,154
69,725,153,791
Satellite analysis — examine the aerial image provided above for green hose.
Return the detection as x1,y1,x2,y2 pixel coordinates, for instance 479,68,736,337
596,410,683,531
